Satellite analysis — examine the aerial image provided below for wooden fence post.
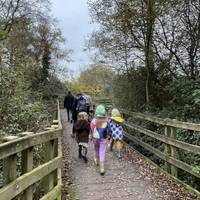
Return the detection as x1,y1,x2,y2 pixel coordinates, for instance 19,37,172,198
21,147,33,200
54,138,59,187
57,135,62,186
42,138,57,195
170,127,178,177
20,132,34,200
164,126,171,173
3,154,17,184
2,136,18,185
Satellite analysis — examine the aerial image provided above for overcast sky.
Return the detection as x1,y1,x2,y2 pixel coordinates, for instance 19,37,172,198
51,0,96,76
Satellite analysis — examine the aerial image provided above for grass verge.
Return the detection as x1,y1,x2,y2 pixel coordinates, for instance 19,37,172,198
66,184,76,200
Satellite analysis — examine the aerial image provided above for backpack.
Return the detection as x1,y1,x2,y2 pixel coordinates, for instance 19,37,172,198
84,95,92,106
76,96,87,112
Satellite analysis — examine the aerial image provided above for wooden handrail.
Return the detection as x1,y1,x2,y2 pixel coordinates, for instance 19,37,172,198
0,101,62,200
0,157,62,200
125,133,200,179
125,123,200,155
124,118,200,197
0,129,61,160
122,109,200,131
92,98,200,196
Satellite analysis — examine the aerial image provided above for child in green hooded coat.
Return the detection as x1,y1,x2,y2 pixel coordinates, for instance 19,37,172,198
90,105,109,176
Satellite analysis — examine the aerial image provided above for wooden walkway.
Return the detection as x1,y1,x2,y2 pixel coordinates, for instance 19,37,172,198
61,110,199,200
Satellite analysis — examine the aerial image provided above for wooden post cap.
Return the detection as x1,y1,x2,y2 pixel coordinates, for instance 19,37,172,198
53,120,59,124
51,125,59,129
2,136,19,142
19,132,34,137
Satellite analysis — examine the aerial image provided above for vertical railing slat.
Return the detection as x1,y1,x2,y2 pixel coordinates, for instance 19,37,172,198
2,136,19,185
42,139,57,194
164,126,171,173
57,99,62,200
21,146,33,200
170,127,178,177
3,154,17,184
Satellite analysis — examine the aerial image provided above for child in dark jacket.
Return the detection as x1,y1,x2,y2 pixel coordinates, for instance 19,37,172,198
74,112,90,163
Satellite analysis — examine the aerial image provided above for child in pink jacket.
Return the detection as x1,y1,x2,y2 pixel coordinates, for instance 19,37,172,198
90,105,109,176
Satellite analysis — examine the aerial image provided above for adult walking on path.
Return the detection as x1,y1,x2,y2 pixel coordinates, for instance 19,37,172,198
72,93,87,123
72,93,88,137
64,91,74,122
83,92,92,114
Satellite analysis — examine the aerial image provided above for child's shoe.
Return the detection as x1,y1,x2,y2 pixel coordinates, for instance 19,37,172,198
100,162,105,176
82,156,88,163
81,146,88,163
108,139,114,152
78,152,82,159
117,150,122,158
78,145,82,159
110,142,113,152
94,157,99,166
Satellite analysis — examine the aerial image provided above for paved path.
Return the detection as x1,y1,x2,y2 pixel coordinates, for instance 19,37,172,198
61,110,199,200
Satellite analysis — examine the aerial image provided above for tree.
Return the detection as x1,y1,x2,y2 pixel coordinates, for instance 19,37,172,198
0,0,71,134
88,0,200,109
70,64,114,98
87,0,200,189
88,0,158,106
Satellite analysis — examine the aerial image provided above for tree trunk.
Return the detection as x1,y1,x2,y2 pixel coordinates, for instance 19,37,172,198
144,0,155,108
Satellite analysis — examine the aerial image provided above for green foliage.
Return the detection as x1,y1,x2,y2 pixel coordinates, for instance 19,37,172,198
0,0,70,136
166,79,200,121
70,64,114,98
19,102,49,131
113,69,145,110
66,184,76,200
0,100,50,135
88,0,200,192
192,166,200,175
57,194,62,200
0,1,70,199
41,44,51,84
0,28,6,38
70,80,81,95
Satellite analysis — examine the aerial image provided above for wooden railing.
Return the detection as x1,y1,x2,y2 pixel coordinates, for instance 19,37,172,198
94,98,113,111
121,110,200,196
89,98,200,196
0,100,62,200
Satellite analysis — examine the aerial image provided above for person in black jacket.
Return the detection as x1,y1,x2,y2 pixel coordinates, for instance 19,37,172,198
64,91,74,122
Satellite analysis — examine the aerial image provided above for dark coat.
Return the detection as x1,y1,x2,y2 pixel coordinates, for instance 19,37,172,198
74,120,90,143
72,94,83,121
64,94,74,109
